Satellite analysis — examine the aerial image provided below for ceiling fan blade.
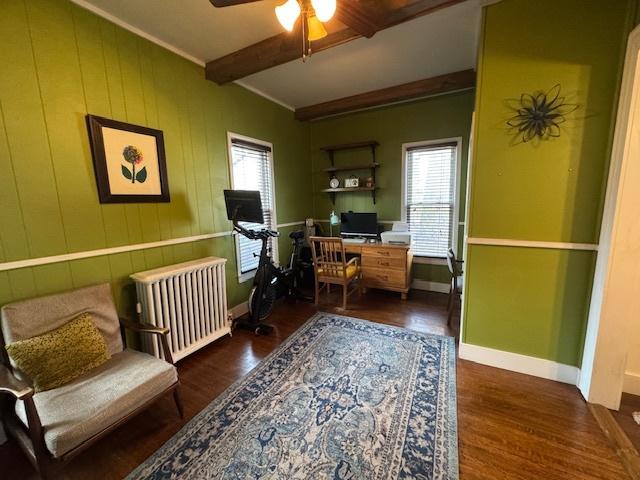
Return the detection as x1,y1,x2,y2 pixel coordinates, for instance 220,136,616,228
335,1,379,38
209,0,264,7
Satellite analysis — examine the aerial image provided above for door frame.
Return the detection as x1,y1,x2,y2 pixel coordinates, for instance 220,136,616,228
579,25,640,410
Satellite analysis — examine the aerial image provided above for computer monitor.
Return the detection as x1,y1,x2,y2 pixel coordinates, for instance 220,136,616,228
340,212,378,238
224,190,264,224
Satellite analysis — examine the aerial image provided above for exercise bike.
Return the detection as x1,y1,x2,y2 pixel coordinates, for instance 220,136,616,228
224,190,311,335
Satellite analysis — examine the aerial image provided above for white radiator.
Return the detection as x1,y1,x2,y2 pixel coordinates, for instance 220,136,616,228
130,257,230,362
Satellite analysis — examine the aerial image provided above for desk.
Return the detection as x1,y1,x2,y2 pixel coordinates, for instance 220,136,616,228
343,242,413,299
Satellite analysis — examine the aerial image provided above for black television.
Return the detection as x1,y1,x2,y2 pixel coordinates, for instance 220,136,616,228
340,212,378,238
224,190,264,224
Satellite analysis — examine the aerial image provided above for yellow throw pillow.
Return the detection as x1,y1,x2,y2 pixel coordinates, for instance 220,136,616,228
5,313,111,392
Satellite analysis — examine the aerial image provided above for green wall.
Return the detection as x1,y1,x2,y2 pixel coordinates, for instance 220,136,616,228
463,0,635,366
309,90,475,284
0,0,312,313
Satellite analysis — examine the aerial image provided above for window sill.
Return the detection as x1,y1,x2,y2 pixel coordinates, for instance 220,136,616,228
413,256,447,266
238,270,256,283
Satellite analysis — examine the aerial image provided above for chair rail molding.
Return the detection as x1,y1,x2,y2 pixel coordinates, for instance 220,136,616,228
0,221,307,272
466,237,598,251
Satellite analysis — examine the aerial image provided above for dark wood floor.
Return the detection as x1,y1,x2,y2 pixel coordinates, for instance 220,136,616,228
613,393,640,453
0,289,629,479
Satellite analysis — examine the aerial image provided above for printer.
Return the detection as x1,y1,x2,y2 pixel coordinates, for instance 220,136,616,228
380,222,412,245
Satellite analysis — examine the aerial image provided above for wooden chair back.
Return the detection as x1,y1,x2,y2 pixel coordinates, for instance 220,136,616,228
309,236,347,280
446,248,462,276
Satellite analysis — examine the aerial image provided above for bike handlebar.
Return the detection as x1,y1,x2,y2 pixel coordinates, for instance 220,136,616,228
232,220,279,240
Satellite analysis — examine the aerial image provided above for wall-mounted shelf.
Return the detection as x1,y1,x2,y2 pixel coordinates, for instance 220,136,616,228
320,141,379,153
323,163,380,173
321,187,377,193
320,140,379,205
321,187,378,205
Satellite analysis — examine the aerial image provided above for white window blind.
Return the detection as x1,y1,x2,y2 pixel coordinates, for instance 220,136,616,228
405,142,457,257
230,138,276,274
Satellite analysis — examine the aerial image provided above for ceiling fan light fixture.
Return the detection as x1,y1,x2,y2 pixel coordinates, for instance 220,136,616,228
311,0,336,22
307,15,328,41
275,0,301,32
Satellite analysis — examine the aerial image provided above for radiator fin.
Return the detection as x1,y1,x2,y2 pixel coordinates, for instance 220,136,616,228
131,257,230,362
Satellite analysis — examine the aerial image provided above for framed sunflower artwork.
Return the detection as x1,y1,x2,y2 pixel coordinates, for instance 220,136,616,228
86,115,170,203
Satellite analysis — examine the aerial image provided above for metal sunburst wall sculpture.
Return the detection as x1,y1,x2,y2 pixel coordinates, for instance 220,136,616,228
507,84,578,143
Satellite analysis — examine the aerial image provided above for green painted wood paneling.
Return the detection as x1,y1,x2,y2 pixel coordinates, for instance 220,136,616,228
469,0,633,242
0,0,312,313
310,91,474,284
413,264,451,285
0,0,68,258
463,0,634,365
464,245,596,366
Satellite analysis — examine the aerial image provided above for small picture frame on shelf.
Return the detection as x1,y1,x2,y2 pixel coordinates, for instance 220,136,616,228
344,176,360,188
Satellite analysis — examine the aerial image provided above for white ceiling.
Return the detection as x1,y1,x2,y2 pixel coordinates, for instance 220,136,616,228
74,0,482,110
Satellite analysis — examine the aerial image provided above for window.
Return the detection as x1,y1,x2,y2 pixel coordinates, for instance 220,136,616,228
228,133,277,280
403,139,459,258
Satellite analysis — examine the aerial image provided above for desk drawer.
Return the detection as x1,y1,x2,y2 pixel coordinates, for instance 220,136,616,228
362,256,405,270
343,244,362,255
365,247,406,260
362,267,406,289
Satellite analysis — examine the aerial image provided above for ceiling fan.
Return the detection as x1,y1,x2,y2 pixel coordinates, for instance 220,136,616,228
210,0,340,61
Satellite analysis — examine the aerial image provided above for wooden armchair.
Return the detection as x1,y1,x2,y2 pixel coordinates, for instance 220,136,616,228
0,283,183,479
310,236,362,309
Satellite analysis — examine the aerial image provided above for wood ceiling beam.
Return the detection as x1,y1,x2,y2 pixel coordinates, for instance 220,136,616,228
205,0,467,84
294,69,476,121
209,0,260,6
335,2,379,38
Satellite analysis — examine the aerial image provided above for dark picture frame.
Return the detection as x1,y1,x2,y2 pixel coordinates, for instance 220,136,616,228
86,114,170,203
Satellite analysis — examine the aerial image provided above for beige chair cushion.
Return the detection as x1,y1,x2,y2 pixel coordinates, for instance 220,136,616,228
1,283,123,358
15,349,177,458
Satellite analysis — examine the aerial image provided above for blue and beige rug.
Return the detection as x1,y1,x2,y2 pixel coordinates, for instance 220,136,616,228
129,313,458,479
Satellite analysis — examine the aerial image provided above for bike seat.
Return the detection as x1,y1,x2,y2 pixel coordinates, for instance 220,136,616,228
289,230,305,240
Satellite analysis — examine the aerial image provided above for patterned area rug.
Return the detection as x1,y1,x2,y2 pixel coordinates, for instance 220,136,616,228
129,313,458,479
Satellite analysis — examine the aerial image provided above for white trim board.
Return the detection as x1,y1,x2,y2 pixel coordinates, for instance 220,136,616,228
578,25,640,410
70,0,206,67
0,232,231,272
69,0,295,112
459,342,581,385
411,279,449,294
230,301,249,321
623,372,640,396
413,256,447,266
0,220,307,273
313,219,399,224
235,80,295,112
277,221,305,228
467,237,598,251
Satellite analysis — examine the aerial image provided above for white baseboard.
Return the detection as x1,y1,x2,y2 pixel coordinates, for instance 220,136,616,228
623,371,640,396
411,279,450,294
458,342,581,385
230,301,249,320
